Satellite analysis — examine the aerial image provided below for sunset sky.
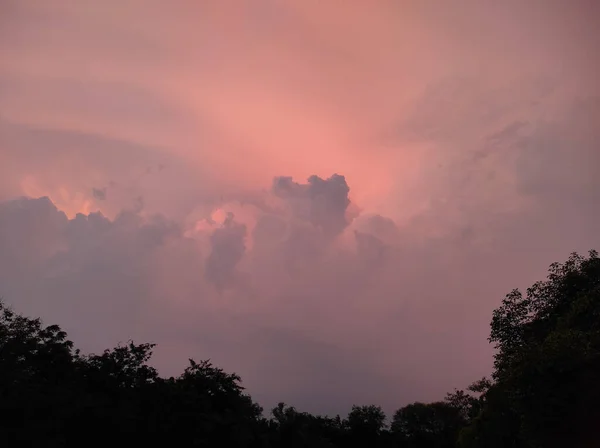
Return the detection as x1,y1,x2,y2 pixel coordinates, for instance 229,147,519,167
0,0,599,415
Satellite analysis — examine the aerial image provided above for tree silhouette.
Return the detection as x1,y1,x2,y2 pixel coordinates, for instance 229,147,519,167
461,250,600,447
0,301,78,446
391,401,464,447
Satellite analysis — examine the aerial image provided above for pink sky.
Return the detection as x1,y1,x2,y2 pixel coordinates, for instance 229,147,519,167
0,0,599,415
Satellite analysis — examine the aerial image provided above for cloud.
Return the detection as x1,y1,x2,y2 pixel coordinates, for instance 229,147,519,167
0,119,228,220
1,191,413,413
0,186,475,413
2,155,596,416
92,187,107,201
205,213,247,291
0,0,598,417
272,174,352,238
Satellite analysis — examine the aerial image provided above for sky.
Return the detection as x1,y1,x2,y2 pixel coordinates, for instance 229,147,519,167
0,0,599,416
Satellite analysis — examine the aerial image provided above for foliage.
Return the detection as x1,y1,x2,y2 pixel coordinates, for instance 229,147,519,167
462,250,600,448
391,401,465,447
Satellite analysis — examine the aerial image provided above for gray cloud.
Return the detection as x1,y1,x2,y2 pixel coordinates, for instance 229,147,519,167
0,192,413,414
205,213,247,290
0,197,177,349
92,187,107,200
354,231,387,270
272,174,351,237
0,147,599,416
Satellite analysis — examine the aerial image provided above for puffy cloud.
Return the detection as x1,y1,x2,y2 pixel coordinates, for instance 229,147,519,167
272,174,351,237
1,143,599,414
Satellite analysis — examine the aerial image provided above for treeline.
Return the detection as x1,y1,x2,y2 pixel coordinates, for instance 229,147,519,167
1,250,598,447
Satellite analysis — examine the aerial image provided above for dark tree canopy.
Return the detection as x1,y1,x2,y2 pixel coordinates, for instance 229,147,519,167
1,249,598,447
461,250,600,448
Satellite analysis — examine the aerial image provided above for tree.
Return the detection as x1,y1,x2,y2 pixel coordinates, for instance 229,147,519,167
391,401,464,448
147,359,264,446
268,403,340,447
79,341,158,388
0,300,266,447
464,250,600,448
445,388,481,422
344,404,387,447
456,381,521,448
0,300,79,447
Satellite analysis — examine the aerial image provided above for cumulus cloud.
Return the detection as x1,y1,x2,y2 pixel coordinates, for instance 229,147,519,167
272,174,351,237
2,159,596,415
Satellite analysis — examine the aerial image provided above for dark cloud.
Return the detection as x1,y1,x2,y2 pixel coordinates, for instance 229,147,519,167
272,174,351,237
205,213,247,290
354,231,387,269
356,214,401,245
0,196,67,272
1,191,466,415
92,187,107,200
0,197,182,350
